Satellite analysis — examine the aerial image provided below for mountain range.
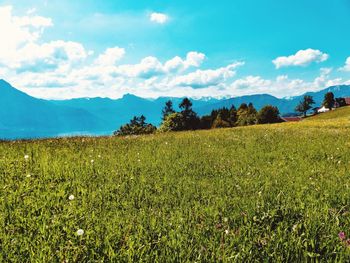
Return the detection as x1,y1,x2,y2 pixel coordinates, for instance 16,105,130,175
1,79,349,139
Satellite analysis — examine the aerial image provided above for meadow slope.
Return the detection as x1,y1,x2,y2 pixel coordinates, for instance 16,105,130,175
1,108,350,262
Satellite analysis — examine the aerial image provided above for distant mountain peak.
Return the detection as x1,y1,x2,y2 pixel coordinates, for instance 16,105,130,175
0,79,11,87
122,93,140,99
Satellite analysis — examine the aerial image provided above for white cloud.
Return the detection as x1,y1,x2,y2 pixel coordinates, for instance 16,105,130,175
95,47,125,66
1,5,349,101
340,57,350,72
0,6,52,55
0,6,88,73
228,68,343,98
164,51,205,73
149,12,168,24
5,40,88,73
170,62,244,88
115,56,164,78
14,14,53,28
273,49,329,69
186,52,206,67
26,8,37,15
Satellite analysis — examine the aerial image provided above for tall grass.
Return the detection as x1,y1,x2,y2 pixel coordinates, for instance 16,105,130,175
1,108,350,261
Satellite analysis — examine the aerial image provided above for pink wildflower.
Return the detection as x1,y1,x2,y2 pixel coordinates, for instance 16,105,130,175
339,231,346,241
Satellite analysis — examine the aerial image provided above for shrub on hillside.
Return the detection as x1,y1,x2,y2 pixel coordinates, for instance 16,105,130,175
236,103,257,126
212,114,231,128
114,115,156,136
257,105,281,124
159,113,186,132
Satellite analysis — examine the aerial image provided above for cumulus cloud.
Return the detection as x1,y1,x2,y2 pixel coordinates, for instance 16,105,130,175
14,41,88,73
0,6,88,73
107,51,206,79
114,56,164,78
340,57,350,72
228,68,343,98
164,52,205,73
2,5,349,101
149,12,168,24
170,62,244,88
95,47,125,66
0,6,52,55
273,49,329,69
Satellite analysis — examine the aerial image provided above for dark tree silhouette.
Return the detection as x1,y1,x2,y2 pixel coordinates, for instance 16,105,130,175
295,95,315,117
323,92,335,110
161,100,175,121
229,105,237,126
257,105,281,124
179,98,200,130
114,115,156,136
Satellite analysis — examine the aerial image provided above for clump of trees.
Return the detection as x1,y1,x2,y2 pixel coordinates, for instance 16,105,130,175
322,92,349,110
294,92,348,117
115,98,282,136
114,115,156,136
159,99,281,132
159,99,200,132
257,105,281,124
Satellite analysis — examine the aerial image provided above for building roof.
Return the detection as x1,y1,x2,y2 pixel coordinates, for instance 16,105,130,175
345,97,350,105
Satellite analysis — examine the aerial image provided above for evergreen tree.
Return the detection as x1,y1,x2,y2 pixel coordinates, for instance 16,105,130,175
161,100,175,121
179,98,200,130
323,92,335,110
229,105,237,126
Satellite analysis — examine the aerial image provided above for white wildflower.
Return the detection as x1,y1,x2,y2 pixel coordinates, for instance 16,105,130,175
292,224,298,232
77,229,84,236
225,229,229,235
68,195,75,201
24,155,29,160
91,159,94,164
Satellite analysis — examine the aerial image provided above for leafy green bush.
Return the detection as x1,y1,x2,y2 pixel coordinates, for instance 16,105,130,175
114,115,156,136
257,105,281,124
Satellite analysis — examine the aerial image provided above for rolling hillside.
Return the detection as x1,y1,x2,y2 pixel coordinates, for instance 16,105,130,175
1,106,350,261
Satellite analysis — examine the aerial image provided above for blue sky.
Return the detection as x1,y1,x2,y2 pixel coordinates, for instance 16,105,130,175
0,0,349,99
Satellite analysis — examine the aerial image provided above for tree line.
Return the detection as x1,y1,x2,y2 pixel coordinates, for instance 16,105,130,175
114,98,281,136
294,91,347,117
114,91,348,136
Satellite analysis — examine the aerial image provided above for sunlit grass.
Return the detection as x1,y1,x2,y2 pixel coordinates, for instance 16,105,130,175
1,107,350,261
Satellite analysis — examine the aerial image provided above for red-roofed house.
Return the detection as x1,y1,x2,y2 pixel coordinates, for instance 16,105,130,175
345,98,350,105
281,117,302,122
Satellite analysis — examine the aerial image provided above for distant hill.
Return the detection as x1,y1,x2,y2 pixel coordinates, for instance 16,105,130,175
1,78,349,139
0,80,107,139
51,95,220,128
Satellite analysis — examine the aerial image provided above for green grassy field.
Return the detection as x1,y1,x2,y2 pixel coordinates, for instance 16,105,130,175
1,108,350,262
